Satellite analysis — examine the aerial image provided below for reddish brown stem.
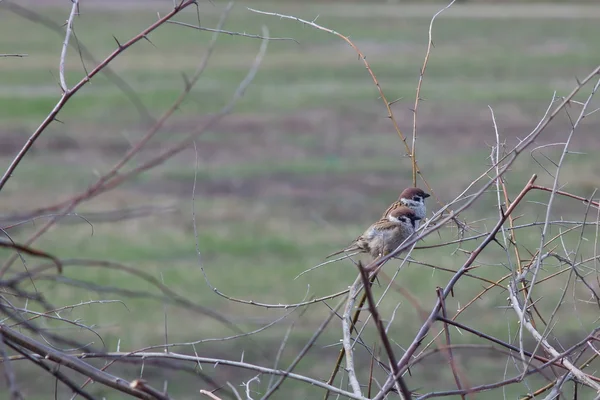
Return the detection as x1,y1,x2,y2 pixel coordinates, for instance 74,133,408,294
532,185,600,207
437,287,468,399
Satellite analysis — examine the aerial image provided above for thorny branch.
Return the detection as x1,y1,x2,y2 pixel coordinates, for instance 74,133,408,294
508,284,600,392
2,0,600,398
0,324,155,399
0,3,270,279
0,0,199,193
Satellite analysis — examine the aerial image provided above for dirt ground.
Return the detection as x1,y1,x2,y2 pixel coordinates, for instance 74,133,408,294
2,101,596,211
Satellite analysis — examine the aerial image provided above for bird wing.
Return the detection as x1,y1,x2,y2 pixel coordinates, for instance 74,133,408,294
325,228,374,259
325,217,401,260
381,201,400,218
370,220,401,233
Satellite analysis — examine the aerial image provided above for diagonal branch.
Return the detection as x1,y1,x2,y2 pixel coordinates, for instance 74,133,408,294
0,324,155,399
508,282,600,392
0,0,197,193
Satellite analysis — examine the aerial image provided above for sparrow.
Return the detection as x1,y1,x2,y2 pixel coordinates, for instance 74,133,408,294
382,187,430,228
326,206,420,260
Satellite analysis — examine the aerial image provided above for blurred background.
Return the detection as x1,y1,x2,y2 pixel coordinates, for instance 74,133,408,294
1,0,600,398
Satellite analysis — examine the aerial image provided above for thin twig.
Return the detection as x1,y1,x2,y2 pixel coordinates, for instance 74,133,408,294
261,299,346,399
59,0,79,92
247,7,420,176
411,0,457,186
436,288,466,399
532,185,600,208
166,20,297,43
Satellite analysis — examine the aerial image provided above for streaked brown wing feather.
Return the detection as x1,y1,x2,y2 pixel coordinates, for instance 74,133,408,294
382,201,401,218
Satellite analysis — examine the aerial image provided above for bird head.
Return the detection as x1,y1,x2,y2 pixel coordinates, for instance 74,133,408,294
399,187,431,204
388,206,421,228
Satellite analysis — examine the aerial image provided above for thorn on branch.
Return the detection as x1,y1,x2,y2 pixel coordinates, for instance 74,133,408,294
112,35,123,49
388,97,403,106
142,35,156,48
181,72,191,90
492,237,507,251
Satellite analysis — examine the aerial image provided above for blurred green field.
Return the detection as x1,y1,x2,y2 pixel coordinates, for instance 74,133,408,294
1,1,600,399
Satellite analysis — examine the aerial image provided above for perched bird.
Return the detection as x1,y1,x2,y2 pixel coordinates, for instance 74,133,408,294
326,206,420,260
382,187,430,228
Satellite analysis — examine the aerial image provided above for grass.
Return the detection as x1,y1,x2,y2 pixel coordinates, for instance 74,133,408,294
2,5,599,123
1,1,600,399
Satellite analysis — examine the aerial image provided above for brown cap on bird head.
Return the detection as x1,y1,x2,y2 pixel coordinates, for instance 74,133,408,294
399,187,430,201
388,206,421,225
388,206,421,229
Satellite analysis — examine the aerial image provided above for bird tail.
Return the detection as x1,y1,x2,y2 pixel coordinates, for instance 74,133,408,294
325,246,360,259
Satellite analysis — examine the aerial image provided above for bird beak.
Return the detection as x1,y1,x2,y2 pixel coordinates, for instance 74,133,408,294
423,193,431,198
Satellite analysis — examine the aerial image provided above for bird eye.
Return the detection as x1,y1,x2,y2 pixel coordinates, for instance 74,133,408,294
413,195,421,201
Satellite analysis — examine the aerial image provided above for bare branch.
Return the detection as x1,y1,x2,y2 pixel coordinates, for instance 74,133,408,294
166,20,297,43
342,274,366,396
0,324,155,399
0,0,198,193
59,0,79,92
63,351,368,400
508,282,600,391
